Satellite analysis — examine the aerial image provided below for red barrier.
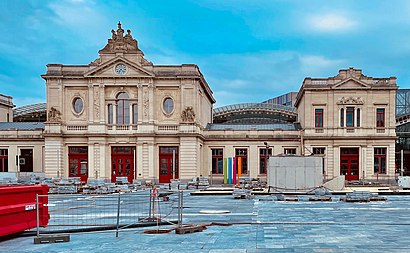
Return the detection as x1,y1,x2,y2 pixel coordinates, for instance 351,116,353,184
0,185,49,237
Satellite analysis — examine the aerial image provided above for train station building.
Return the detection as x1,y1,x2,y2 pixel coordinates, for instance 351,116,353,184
0,23,401,184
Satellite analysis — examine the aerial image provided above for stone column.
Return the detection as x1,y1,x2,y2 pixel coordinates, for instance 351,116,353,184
113,104,117,125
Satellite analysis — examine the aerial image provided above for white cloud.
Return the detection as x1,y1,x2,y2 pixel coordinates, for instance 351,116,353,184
299,55,346,75
47,1,109,45
306,13,357,33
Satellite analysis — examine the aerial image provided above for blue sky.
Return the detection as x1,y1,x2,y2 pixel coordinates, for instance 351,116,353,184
1,0,410,107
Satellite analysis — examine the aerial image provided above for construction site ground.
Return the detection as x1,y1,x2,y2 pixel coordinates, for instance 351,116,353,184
2,190,410,252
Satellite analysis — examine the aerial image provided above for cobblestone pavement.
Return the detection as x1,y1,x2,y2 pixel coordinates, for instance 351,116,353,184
2,193,410,252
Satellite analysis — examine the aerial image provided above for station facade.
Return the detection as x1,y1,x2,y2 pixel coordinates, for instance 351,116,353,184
0,23,399,183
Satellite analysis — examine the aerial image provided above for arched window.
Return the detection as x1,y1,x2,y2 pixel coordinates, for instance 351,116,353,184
116,92,130,125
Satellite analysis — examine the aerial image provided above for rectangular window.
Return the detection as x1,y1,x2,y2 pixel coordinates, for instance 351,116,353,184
6,113,9,122
211,149,223,174
340,108,344,127
376,108,385,127
235,148,248,174
108,104,113,124
356,109,361,127
313,147,325,155
374,148,386,174
0,149,8,172
284,148,296,155
259,148,272,174
315,109,323,128
346,107,354,127
132,104,138,124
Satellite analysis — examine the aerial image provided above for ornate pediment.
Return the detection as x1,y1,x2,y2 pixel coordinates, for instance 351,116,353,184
336,97,364,105
332,78,370,89
84,56,154,77
99,22,142,54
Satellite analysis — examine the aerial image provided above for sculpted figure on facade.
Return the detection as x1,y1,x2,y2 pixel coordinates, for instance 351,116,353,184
337,96,364,105
48,107,62,122
99,22,140,54
181,106,195,122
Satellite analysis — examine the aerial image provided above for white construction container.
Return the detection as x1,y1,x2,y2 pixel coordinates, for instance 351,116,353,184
398,176,410,189
267,155,323,190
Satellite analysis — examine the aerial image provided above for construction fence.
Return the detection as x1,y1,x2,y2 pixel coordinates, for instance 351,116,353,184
35,190,177,237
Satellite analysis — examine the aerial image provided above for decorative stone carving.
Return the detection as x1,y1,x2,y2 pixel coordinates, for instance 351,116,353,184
99,22,142,54
181,106,195,122
337,97,364,105
48,107,62,121
143,91,149,118
94,88,100,119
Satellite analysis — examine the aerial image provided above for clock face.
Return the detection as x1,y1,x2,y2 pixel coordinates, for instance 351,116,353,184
115,64,127,75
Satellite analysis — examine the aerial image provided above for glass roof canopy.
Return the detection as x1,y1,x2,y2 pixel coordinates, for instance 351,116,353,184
213,103,297,124
214,103,296,115
13,103,46,117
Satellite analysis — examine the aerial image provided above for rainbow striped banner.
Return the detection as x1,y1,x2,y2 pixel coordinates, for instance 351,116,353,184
233,157,237,184
238,157,242,181
223,158,227,184
228,157,232,184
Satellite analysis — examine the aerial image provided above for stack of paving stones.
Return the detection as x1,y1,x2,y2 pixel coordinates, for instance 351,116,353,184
170,179,180,190
342,190,371,202
17,173,46,185
49,178,81,194
187,177,209,189
232,188,251,199
82,179,106,194
0,177,18,184
129,180,144,191
198,177,209,188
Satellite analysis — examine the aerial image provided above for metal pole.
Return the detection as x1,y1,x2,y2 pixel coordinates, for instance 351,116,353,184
177,191,181,227
36,194,40,238
149,189,152,219
115,193,121,238
401,149,404,177
134,148,137,181
172,150,176,180
178,190,183,228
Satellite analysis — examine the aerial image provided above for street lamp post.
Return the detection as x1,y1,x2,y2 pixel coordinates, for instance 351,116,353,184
264,142,270,174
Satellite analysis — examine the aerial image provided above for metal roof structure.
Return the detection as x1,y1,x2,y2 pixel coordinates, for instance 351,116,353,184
213,103,297,124
0,122,44,130
13,103,46,122
206,123,300,131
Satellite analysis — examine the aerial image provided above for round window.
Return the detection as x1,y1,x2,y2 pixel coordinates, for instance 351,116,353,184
163,97,174,114
73,97,84,114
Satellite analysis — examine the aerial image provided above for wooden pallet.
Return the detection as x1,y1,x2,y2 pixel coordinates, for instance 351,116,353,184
34,235,70,244
175,225,206,234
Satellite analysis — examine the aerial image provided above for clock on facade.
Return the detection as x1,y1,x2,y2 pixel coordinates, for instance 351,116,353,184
115,64,127,75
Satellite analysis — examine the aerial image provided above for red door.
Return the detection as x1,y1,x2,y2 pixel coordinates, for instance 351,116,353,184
68,147,88,182
111,147,135,183
159,147,178,183
69,156,88,182
340,148,359,181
